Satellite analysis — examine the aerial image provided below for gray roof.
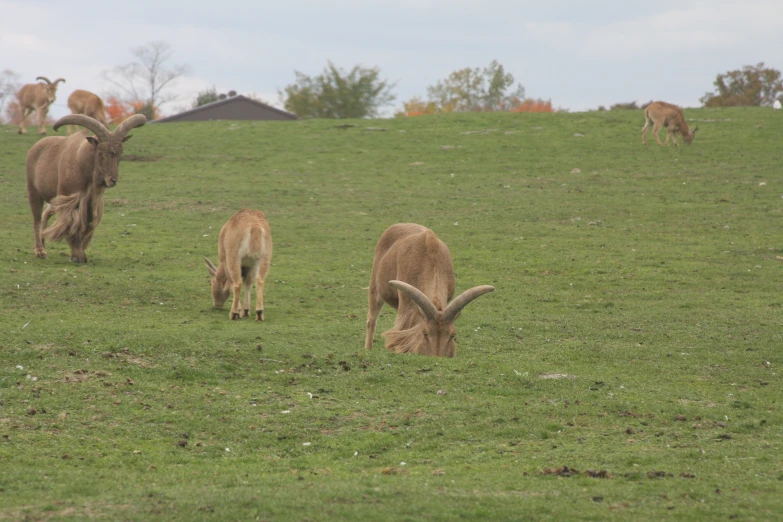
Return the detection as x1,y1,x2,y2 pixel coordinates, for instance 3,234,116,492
152,95,298,123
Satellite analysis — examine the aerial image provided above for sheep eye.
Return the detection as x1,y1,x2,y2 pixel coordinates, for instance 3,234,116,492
423,332,429,338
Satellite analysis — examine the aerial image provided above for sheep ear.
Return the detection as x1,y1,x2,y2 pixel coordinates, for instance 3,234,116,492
86,136,98,146
122,135,133,143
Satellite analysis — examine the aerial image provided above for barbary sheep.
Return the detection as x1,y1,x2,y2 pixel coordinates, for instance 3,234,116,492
204,209,273,321
66,89,108,134
17,76,65,135
26,113,147,263
365,223,494,357
642,101,698,146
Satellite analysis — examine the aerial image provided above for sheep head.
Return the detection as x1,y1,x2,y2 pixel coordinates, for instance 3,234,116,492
35,76,65,104
388,280,494,357
53,114,146,188
203,256,230,308
684,126,699,145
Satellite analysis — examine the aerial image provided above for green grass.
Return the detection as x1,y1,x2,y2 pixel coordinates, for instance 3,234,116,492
1,108,781,521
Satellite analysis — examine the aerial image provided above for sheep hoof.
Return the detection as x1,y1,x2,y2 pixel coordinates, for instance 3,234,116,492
231,312,240,320
70,255,87,264
256,310,264,321
242,309,250,318
18,129,27,135
35,249,47,259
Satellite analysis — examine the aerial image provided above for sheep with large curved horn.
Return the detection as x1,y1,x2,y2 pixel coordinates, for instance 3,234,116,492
365,223,494,357
25,113,146,263
17,75,66,134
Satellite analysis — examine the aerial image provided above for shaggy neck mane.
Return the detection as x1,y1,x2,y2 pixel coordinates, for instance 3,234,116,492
42,182,106,243
382,303,433,354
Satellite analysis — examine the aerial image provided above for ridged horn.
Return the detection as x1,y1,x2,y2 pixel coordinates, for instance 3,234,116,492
203,256,218,277
53,115,110,140
389,280,438,321
442,285,495,323
53,78,66,85
36,76,52,84
692,126,699,136
113,114,147,139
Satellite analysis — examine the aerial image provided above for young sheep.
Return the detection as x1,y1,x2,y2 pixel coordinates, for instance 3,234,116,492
66,89,108,134
26,113,147,263
642,101,698,146
17,76,65,135
204,209,273,321
365,223,494,357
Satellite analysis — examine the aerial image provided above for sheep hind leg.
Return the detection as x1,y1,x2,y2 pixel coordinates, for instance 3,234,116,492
18,108,31,134
229,282,244,320
255,257,270,321
30,197,47,258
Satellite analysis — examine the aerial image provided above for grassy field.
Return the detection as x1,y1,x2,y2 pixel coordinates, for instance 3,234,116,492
0,107,781,521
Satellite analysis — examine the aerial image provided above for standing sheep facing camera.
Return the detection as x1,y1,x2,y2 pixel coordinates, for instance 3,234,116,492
204,209,273,321
365,223,494,357
26,113,147,263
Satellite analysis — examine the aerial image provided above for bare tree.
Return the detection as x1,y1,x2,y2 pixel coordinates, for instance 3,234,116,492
0,69,21,123
102,41,190,114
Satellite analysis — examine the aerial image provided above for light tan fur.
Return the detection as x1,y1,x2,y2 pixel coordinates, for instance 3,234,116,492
204,209,273,321
66,90,108,134
17,76,65,135
365,223,494,357
642,101,698,146
26,113,146,263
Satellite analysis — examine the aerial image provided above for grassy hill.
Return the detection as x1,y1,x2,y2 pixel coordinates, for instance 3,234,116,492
1,107,781,520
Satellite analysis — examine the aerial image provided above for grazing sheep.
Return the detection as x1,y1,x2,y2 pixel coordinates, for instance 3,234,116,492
66,89,108,134
26,113,147,263
204,209,273,321
17,76,65,135
365,223,494,357
642,101,698,146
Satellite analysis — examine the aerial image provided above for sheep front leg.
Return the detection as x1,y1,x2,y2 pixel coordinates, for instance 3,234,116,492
365,286,385,350
230,282,243,320
68,236,88,264
36,106,48,134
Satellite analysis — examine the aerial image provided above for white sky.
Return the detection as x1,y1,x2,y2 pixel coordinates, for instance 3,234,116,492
2,0,782,118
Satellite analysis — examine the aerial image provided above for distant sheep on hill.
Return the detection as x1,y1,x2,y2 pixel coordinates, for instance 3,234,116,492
642,101,698,146
67,90,108,133
17,76,65,135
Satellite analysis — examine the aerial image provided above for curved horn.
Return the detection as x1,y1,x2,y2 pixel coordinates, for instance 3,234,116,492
442,285,495,323
53,115,110,140
36,76,52,84
113,114,147,139
53,78,65,85
203,256,218,277
389,280,438,321
692,126,699,136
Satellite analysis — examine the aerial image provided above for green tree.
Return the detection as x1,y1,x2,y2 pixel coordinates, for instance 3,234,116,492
426,60,525,112
700,63,783,107
193,87,219,108
279,62,396,119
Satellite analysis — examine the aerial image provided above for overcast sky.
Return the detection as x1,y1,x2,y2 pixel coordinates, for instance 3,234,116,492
2,0,782,119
